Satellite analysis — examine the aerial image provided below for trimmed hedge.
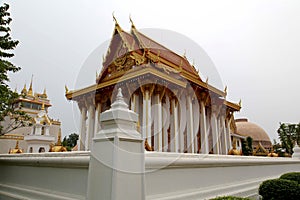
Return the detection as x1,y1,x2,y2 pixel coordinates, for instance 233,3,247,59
210,196,250,200
279,172,300,184
259,178,300,200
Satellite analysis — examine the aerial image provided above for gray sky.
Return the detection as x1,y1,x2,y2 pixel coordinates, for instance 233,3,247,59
4,0,300,141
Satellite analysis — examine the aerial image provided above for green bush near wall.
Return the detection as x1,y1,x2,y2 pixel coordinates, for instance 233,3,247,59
279,172,300,184
210,196,250,200
259,178,300,200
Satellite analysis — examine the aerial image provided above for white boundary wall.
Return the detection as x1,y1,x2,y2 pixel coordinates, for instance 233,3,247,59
0,152,299,200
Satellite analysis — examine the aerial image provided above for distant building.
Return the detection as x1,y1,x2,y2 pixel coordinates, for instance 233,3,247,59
0,80,61,154
235,118,272,156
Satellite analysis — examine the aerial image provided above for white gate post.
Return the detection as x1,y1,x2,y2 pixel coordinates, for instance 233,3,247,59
87,88,145,200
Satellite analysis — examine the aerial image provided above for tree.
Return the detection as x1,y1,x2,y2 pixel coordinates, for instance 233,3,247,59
242,136,253,156
277,123,300,155
0,3,30,135
62,133,79,151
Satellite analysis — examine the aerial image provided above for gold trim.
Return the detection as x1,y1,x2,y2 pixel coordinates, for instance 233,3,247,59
66,67,187,100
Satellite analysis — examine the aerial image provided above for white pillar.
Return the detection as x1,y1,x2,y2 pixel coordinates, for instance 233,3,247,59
193,100,200,153
186,96,194,153
200,101,209,154
179,95,186,153
173,99,180,152
162,96,170,152
154,94,163,151
94,103,101,135
87,88,145,200
226,118,232,153
221,116,228,155
87,105,95,151
211,112,220,154
142,90,152,147
217,116,223,154
79,106,87,151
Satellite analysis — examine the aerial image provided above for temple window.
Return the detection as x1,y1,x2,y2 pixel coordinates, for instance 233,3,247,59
38,147,45,153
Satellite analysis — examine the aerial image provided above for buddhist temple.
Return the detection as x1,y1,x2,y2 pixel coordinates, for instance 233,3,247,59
66,18,242,154
0,79,61,154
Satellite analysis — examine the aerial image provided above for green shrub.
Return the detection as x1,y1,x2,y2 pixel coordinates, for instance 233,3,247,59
259,178,300,200
210,196,250,200
279,172,300,184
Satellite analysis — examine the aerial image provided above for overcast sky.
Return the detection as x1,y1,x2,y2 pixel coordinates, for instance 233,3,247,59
4,0,300,141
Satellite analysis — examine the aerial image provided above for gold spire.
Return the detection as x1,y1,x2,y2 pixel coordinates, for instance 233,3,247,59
238,99,242,107
43,88,48,98
56,128,62,146
28,75,33,97
224,86,227,95
15,140,19,149
205,77,209,84
21,84,27,95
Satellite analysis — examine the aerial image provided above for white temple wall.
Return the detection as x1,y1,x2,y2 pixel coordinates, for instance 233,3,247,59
1,152,300,200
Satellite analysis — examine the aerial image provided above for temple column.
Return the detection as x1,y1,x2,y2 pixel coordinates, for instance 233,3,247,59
94,103,101,135
200,101,209,154
179,95,186,153
221,115,228,155
226,118,232,153
142,89,152,148
192,99,200,153
162,96,170,152
86,104,95,150
154,93,163,151
186,96,194,153
79,106,87,151
217,116,223,154
170,97,179,152
211,108,220,154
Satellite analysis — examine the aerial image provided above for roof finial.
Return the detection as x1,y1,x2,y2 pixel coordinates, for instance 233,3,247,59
224,85,227,95
28,75,33,97
21,84,27,95
43,88,48,98
96,70,98,80
65,85,69,94
205,77,209,84
238,99,242,107
56,128,62,146
183,49,186,57
112,11,117,23
129,14,135,29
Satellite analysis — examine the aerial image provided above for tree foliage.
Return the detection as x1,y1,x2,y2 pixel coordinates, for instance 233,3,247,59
62,133,79,151
277,122,300,154
0,3,31,135
241,136,253,156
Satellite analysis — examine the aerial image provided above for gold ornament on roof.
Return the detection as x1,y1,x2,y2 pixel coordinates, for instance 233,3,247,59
9,140,23,154
21,84,27,95
28,75,34,97
65,85,69,94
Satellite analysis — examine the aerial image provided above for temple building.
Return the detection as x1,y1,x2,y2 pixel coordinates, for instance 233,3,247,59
0,80,61,154
66,18,243,154
235,118,272,156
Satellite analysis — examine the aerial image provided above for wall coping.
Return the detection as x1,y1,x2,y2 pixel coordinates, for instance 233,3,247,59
1,151,299,169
